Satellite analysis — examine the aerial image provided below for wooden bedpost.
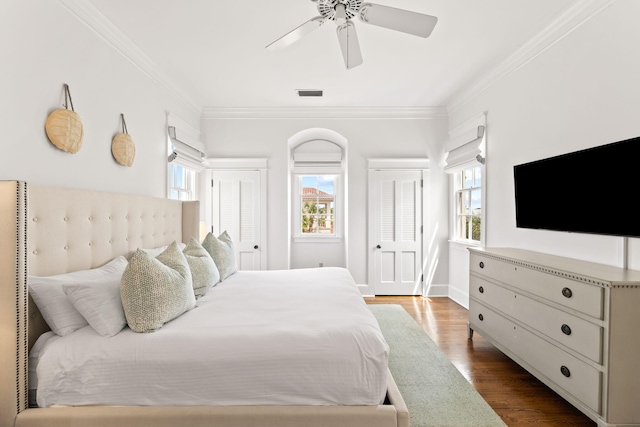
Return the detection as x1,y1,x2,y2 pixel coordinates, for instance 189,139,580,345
0,180,28,427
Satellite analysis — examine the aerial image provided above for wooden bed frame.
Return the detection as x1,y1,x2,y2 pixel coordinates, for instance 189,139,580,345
0,181,409,427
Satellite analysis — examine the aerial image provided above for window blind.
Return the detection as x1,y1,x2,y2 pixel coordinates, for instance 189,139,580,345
444,113,486,174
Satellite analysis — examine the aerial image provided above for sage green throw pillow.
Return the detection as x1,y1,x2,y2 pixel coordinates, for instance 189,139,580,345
202,231,237,281
183,237,220,297
121,241,196,333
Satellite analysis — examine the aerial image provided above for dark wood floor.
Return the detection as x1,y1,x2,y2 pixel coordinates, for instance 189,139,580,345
365,296,596,427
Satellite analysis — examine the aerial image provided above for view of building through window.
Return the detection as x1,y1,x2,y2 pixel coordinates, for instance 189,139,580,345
301,175,335,235
455,166,482,242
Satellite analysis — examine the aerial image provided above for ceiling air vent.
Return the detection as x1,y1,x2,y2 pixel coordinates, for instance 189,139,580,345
297,89,323,97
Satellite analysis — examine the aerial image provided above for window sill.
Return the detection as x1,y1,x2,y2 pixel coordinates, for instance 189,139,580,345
448,239,482,249
293,236,343,243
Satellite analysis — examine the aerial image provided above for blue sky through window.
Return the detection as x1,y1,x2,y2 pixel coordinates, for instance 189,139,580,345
302,176,335,194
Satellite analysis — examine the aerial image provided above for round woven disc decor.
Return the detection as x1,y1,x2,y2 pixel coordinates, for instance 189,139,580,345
45,109,84,154
112,133,135,167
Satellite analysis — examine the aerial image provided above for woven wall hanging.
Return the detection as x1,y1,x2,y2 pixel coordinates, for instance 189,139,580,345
45,84,84,153
111,113,135,167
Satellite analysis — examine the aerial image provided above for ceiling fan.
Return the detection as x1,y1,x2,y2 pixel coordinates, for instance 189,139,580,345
265,0,438,70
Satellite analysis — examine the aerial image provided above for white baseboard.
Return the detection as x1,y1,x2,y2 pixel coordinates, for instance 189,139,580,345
359,283,450,298
448,287,469,309
360,283,470,305
423,283,448,298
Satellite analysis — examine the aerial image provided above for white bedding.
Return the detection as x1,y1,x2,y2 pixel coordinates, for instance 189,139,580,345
31,267,389,408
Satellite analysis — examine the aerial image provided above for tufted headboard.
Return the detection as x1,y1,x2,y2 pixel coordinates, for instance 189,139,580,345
0,181,199,427
26,183,198,276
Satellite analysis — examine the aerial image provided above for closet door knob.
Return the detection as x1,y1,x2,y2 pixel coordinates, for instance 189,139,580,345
376,245,381,249
254,245,259,249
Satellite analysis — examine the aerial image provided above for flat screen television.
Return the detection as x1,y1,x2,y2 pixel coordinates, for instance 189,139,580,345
513,135,640,238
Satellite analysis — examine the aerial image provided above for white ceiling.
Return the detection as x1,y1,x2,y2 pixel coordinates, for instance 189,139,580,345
86,0,579,110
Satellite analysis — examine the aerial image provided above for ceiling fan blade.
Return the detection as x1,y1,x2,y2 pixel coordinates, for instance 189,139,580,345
359,3,437,38
336,22,363,70
266,16,326,51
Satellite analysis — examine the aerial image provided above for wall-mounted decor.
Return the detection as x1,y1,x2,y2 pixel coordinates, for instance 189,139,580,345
45,84,83,153
111,113,135,167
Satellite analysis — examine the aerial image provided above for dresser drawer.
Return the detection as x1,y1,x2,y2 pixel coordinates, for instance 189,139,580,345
470,301,602,414
470,277,603,363
470,253,604,319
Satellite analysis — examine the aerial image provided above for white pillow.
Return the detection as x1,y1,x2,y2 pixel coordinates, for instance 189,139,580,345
28,256,128,336
121,242,196,333
63,277,127,337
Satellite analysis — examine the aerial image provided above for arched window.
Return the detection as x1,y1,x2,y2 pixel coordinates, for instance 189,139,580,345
292,139,343,239
287,128,348,269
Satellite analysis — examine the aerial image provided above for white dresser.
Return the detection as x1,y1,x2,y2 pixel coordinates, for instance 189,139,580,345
468,247,640,427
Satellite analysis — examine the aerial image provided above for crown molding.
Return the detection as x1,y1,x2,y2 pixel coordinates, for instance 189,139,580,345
447,0,617,114
368,158,430,170
58,0,202,117
201,106,448,120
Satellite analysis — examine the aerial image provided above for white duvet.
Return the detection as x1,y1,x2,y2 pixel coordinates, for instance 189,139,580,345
31,267,389,408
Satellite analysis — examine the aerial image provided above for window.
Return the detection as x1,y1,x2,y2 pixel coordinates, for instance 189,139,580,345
454,166,482,242
299,175,336,235
289,137,345,243
169,163,196,201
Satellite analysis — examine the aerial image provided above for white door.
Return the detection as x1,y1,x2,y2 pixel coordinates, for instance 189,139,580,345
211,170,262,270
372,170,423,295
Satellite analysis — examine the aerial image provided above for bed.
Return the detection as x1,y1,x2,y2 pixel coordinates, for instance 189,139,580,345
0,181,409,427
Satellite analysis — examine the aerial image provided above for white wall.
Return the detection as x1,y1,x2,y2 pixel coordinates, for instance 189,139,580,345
448,0,640,304
202,113,449,287
1,0,201,198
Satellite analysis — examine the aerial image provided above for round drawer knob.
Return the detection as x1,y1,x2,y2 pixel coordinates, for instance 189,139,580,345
561,324,572,335
479,261,485,269
254,245,259,249
560,365,571,378
478,314,484,321
479,286,484,294
562,287,573,298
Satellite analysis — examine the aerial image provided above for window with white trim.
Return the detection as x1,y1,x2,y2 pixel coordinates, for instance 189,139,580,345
291,140,344,241
453,165,482,242
444,113,486,245
298,175,336,235
165,119,205,202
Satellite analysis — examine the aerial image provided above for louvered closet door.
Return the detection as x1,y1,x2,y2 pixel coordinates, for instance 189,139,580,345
373,170,422,295
211,170,262,270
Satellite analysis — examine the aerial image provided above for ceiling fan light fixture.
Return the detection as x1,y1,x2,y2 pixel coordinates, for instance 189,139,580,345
297,89,324,97
266,0,438,69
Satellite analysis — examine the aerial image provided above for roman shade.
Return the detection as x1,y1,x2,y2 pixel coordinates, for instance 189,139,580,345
444,113,486,173
292,140,343,173
167,112,205,172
